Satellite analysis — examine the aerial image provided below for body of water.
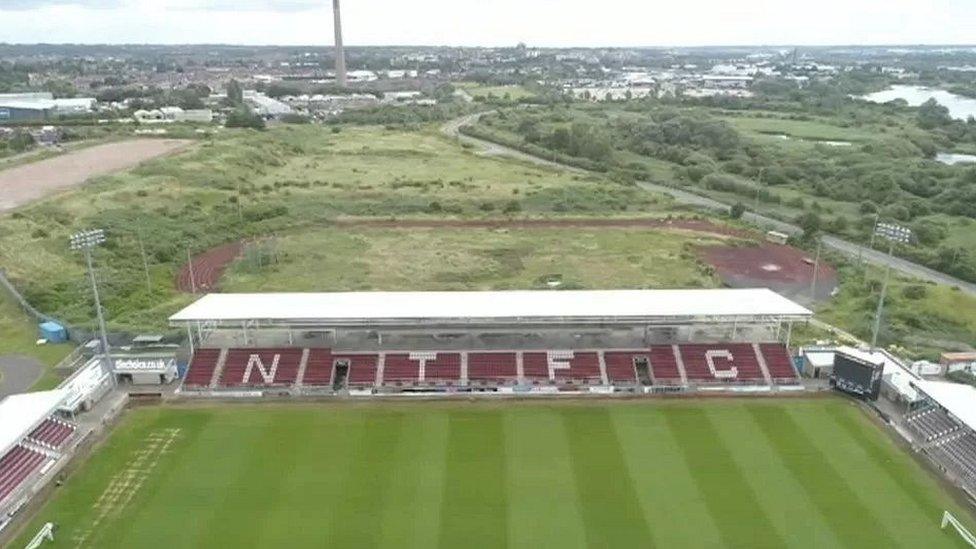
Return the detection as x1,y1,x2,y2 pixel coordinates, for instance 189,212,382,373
936,152,976,165
861,85,976,120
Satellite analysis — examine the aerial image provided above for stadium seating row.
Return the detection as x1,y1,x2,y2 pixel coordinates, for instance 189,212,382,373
183,343,798,389
905,407,962,443
27,417,77,450
0,444,48,504
933,432,976,483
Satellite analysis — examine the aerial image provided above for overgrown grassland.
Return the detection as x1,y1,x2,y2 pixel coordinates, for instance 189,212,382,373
0,124,676,332
13,399,974,548
223,226,721,292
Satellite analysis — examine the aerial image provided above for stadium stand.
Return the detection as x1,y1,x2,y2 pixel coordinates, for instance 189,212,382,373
423,353,462,385
302,348,334,386
183,348,221,387
521,352,550,381
27,418,76,450
382,354,421,385
649,346,682,382
603,351,644,384
906,407,962,442
0,444,48,504
680,344,743,381
759,343,798,381
566,352,602,382
219,348,302,387
933,433,976,482
336,354,379,387
181,343,796,390
467,352,518,385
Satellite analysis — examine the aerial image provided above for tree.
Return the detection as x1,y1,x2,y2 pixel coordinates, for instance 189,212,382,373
796,211,822,240
226,79,244,106
225,108,265,130
917,98,951,129
729,202,746,219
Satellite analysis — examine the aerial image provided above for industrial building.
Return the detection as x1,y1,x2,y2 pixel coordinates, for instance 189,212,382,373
0,92,96,122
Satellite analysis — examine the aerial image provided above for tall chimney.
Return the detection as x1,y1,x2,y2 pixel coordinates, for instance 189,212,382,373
333,0,347,87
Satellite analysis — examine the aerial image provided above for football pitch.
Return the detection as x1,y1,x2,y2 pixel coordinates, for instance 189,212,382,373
13,398,975,548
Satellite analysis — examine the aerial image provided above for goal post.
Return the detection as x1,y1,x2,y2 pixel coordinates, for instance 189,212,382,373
942,511,976,548
24,522,55,549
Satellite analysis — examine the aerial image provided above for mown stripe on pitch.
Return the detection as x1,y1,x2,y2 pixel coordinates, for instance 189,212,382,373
664,407,786,548
747,405,897,548
328,411,406,548
562,408,656,548
825,404,946,515
438,411,508,549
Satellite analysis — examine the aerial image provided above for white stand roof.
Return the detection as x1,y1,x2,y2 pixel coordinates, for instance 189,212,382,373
169,288,812,326
914,380,976,433
0,389,66,457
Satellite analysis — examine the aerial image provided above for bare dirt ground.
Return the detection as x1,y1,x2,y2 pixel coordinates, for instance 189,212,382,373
0,139,192,214
701,243,838,302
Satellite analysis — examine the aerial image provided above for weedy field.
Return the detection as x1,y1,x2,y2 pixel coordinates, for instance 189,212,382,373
222,225,723,292
0,124,677,332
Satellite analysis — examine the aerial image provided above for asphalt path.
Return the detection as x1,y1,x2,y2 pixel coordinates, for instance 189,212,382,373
0,355,44,397
443,113,976,296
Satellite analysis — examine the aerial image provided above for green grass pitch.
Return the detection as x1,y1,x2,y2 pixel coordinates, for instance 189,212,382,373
13,398,976,548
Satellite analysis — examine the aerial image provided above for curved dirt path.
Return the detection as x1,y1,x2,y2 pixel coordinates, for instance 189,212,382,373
0,138,193,214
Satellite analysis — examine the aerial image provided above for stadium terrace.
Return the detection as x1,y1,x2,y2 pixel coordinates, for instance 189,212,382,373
167,289,813,395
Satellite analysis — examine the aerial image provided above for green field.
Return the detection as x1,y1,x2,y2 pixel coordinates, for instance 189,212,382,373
13,399,974,548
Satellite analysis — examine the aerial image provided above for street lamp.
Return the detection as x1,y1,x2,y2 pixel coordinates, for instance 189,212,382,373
870,222,913,349
70,229,114,383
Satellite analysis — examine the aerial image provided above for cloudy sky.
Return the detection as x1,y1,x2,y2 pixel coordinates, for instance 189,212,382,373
1,0,973,47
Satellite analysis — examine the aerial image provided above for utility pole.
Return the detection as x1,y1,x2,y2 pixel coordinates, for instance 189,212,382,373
809,238,821,300
186,247,197,294
137,232,151,294
70,229,115,386
754,167,764,212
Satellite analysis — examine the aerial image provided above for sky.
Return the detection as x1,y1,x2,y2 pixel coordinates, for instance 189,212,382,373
0,0,974,47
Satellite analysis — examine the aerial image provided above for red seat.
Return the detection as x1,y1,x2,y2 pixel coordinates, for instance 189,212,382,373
759,344,798,382
604,352,645,383
335,354,379,386
649,346,681,381
425,353,461,382
468,352,517,384
303,348,333,386
184,349,221,387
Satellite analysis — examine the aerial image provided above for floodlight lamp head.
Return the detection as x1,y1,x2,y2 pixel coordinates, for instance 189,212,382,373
69,228,107,251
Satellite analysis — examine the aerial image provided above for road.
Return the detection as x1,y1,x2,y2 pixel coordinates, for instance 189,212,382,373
443,113,976,296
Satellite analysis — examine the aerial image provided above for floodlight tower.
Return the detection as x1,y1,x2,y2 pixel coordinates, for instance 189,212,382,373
333,0,347,87
70,229,114,382
870,222,913,348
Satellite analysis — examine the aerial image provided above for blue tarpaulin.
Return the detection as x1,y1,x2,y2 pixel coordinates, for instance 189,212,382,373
39,321,67,343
